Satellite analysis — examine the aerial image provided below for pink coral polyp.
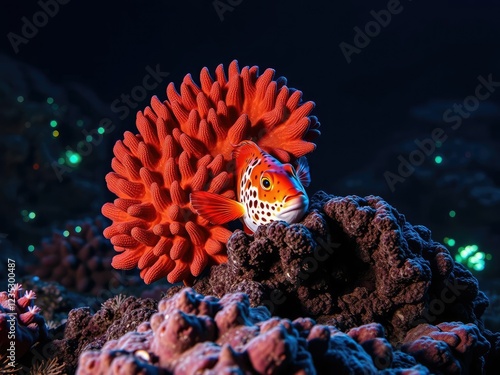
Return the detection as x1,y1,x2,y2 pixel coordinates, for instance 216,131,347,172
102,60,320,285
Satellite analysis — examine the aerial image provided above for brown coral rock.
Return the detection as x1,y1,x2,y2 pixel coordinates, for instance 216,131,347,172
194,191,488,344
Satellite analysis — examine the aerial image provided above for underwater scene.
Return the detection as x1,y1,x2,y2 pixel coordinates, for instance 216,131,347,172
1,1,499,374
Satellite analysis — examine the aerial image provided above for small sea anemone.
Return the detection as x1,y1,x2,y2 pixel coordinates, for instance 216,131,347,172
0,284,47,360
102,60,320,285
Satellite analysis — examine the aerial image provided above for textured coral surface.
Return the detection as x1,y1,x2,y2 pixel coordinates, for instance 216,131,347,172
102,60,320,284
185,191,488,344
401,322,490,374
26,217,136,295
73,288,494,374
0,284,47,360
51,294,157,374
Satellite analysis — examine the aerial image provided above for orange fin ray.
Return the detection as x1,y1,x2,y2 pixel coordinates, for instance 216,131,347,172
190,191,245,224
296,156,311,187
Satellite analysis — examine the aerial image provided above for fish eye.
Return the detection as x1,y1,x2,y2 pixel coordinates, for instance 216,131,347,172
261,177,272,190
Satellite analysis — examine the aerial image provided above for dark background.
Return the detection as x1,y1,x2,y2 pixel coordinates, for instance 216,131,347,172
1,1,499,278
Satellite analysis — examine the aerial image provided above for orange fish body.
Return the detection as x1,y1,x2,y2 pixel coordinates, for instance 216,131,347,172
190,141,309,233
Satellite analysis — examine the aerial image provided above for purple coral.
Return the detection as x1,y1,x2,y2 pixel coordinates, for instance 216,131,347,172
402,322,490,374
74,288,460,374
0,284,47,360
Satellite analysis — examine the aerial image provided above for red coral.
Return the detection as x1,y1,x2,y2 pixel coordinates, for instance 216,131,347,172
102,60,320,285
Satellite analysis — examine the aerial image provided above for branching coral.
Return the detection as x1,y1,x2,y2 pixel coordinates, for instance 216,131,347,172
0,284,47,361
102,60,320,284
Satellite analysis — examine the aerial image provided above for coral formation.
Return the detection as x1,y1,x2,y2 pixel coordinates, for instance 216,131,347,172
74,288,492,374
184,191,488,344
334,129,500,278
26,217,139,295
0,284,47,361
102,60,320,284
484,329,500,375
50,294,157,373
401,322,490,374
21,276,88,327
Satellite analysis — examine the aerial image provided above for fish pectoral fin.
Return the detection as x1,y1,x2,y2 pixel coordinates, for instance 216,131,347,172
296,156,311,187
190,191,245,225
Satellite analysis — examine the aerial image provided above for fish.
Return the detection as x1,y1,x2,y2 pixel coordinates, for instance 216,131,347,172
190,140,310,233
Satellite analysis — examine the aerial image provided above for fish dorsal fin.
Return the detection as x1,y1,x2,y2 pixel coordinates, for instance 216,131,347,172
190,191,245,224
296,157,311,187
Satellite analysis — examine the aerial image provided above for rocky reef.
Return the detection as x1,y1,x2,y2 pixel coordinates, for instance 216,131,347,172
178,191,489,345
16,190,494,374
68,288,490,374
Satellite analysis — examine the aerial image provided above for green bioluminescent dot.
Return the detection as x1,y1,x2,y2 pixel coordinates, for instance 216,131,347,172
28,211,36,219
97,127,105,135
76,120,84,126
75,226,82,233
17,96,24,103
449,210,456,218
50,120,58,128
63,230,70,237
65,150,82,166
434,155,443,164
86,135,93,142
473,262,485,271
447,238,455,246
28,245,35,252
47,97,54,104
58,157,65,165
435,141,442,148
455,244,489,272
69,154,81,164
